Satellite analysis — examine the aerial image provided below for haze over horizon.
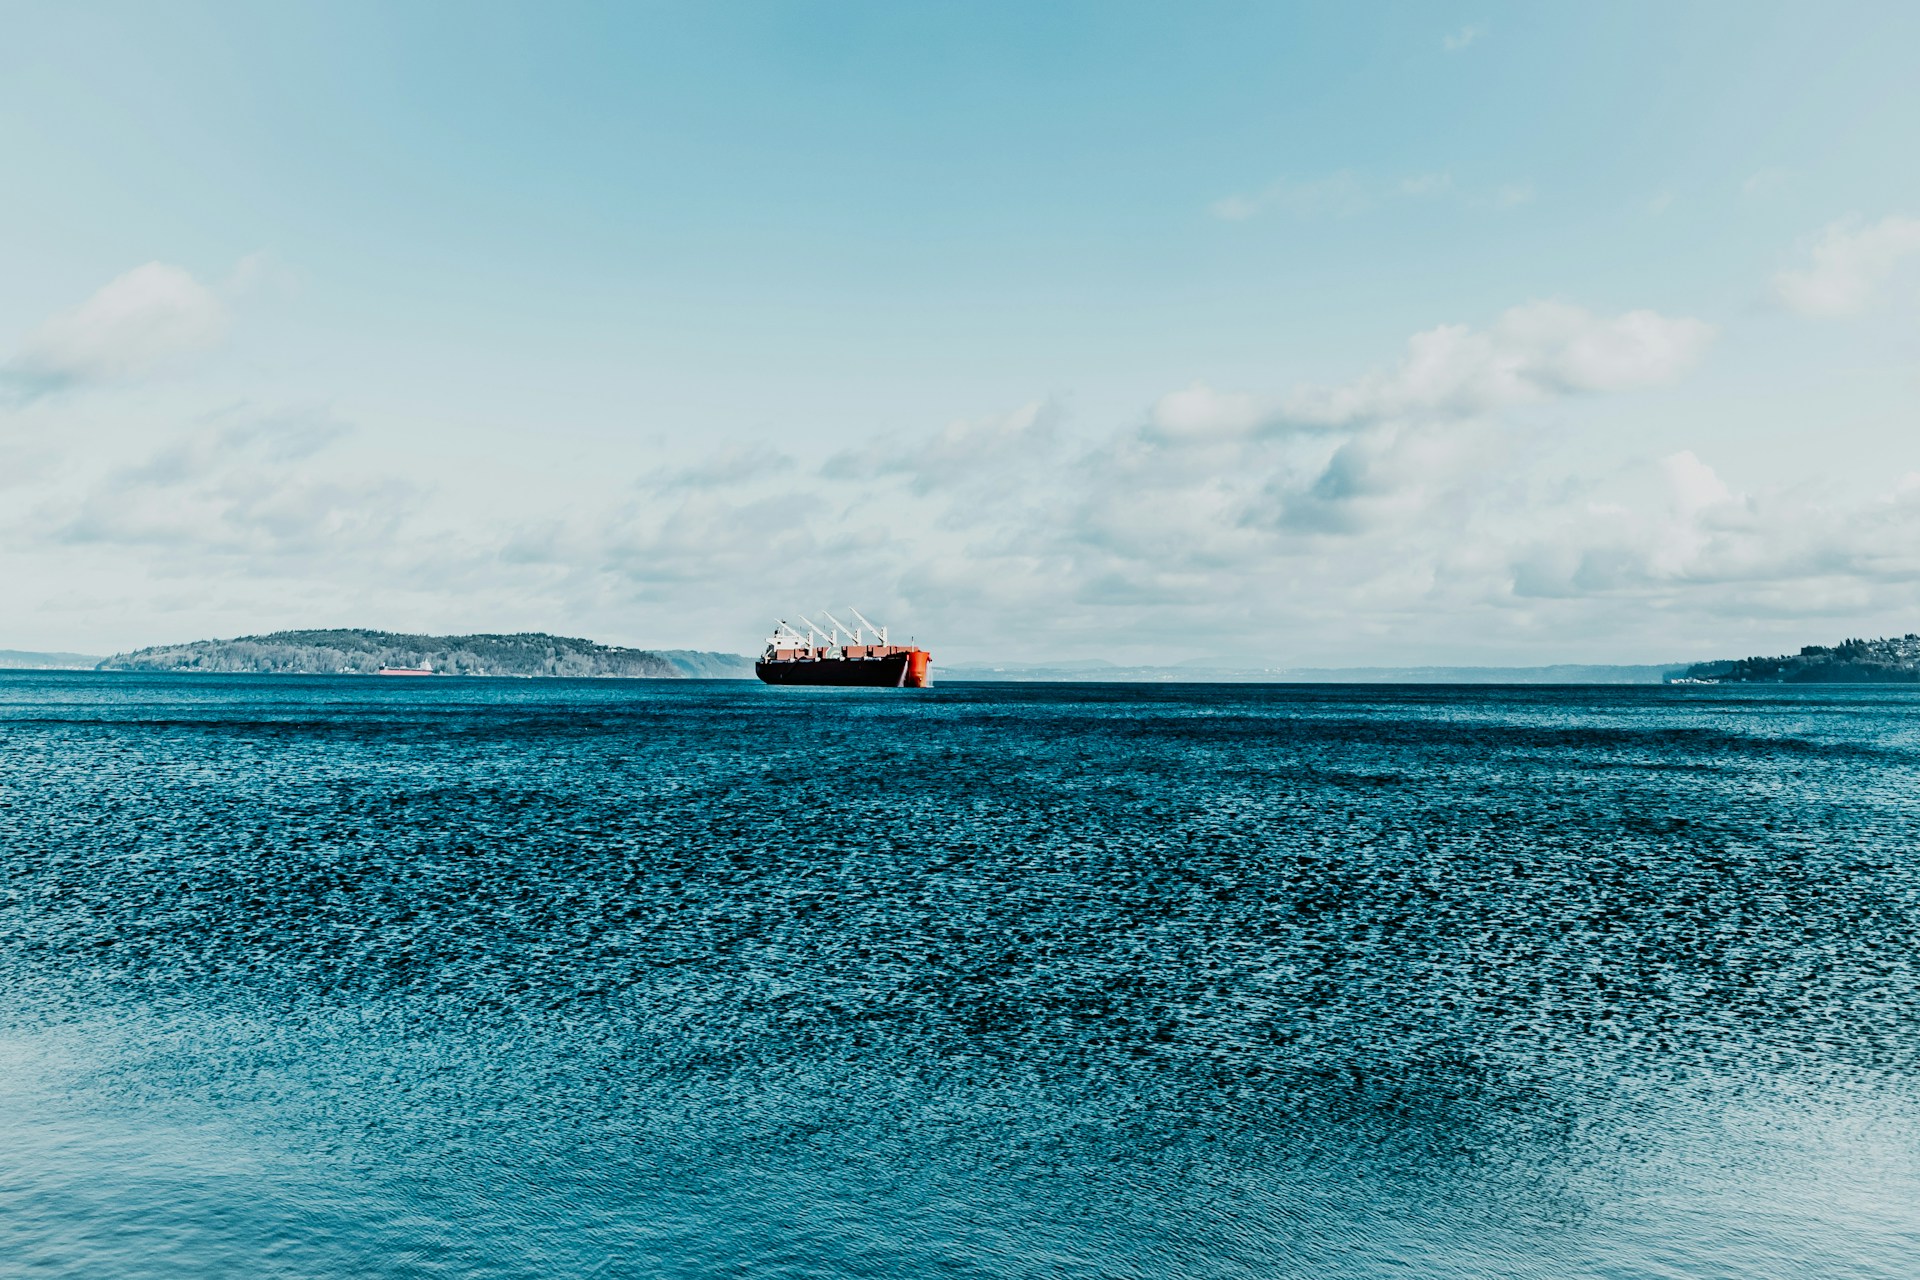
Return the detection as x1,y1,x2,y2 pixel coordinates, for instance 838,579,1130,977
5,3,1919,667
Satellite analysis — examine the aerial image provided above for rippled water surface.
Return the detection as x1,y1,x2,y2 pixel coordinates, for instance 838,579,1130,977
5,673,1920,1278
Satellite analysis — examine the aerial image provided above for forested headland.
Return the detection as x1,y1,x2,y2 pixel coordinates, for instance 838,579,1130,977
1676,635,1920,683
98,629,752,678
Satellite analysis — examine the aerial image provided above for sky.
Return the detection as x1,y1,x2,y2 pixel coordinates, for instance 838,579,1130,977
4,1,1919,665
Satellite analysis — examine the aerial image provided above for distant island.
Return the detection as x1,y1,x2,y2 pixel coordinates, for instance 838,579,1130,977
1675,635,1920,684
97,629,754,679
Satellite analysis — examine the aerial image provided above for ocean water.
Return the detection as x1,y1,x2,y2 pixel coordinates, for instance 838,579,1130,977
4,673,1920,1279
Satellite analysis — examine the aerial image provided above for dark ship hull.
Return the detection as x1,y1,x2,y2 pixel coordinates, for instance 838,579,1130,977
756,649,931,687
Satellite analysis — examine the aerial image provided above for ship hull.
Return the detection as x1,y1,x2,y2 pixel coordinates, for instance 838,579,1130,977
756,650,930,688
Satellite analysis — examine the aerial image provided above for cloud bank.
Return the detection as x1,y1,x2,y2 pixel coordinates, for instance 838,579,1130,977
10,263,228,391
1148,302,1716,440
1774,215,1920,317
2,272,1911,665
1213,170,1534,221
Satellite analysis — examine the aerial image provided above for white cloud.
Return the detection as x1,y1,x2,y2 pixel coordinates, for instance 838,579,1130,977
642,443,794,491
1147,383,1265,440
1151,303,1713,438
12,263,228,387
33,411,414,561
741,300,1725,651
1208,194,1260,222
1500,452,1920,611
529,405,1920,662
1209,172,1368,221
1400,172,1456,197
1442,25,1483,52
1214,171,1534,221
1774,215,1920,317
1265,424,1488,536
601,489,844,592
823,399,1061,492
19,288,1919,668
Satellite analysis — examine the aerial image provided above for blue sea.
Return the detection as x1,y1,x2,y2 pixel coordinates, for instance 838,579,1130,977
4,673,1920,1278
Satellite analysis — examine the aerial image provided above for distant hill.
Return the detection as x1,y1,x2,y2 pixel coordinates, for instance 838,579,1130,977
98,629,747,678
0,649,103,670
656,650,756,679
1677,635,1920,684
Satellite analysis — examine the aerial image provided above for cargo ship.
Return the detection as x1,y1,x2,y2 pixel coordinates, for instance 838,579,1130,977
755,609,931,687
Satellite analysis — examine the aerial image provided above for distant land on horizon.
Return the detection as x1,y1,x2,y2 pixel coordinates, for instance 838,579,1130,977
962,634,1920,684
4,644,1689,683
1678,635,1920,684
945,661,1692,684
91,630,754,679
8,629,1920,685
0,648,102,670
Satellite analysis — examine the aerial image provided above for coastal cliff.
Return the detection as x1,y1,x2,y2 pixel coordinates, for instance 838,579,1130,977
99,629,751,678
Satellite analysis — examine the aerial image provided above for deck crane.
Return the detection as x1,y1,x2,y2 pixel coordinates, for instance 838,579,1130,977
847,607,887,646
792,615,829,649
817,610,858,645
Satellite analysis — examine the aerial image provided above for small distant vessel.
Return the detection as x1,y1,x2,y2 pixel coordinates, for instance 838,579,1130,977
756,609,931,688
376,662,434,676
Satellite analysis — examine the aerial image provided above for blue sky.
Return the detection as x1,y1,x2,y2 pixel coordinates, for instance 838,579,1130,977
4,2,1919,663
